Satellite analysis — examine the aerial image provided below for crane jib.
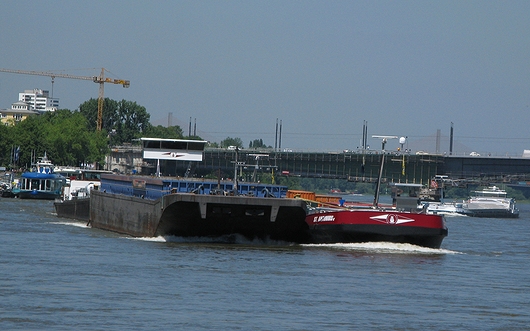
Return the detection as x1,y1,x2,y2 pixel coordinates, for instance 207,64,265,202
0,67,130,130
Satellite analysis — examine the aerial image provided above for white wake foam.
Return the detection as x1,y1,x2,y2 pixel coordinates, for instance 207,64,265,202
49,221,89,228
126,236,167,242
302,242,461,255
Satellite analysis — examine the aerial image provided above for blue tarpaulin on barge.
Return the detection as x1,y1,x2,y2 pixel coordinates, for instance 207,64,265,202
99,174,288,200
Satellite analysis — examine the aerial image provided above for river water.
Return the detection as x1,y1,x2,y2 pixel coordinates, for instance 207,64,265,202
1,197,529,330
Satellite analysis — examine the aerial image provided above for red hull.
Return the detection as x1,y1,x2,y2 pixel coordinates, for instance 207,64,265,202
306,209,448,248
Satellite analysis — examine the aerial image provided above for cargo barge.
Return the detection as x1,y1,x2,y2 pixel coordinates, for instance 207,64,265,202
56,174,310,243
55,174,447,247
55,138,447,248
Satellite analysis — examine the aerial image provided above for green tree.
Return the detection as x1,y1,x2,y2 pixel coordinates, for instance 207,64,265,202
276,175,302,190
0,122,15,166
78,98,119,132
3,109,108,168
144,125,185,139
249,138,271,149
79,98,150,145
444,187,469,199
220,137,243,148
41,109,108,166
114,100,150,144
505,187,528,201
11,114,50,168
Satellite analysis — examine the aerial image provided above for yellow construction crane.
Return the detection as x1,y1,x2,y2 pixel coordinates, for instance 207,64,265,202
0,68,130,131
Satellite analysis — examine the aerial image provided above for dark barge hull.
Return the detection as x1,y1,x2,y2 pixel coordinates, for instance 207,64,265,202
461,209,519,218
54,198,91,222
18,191,61,200
89,190,310,243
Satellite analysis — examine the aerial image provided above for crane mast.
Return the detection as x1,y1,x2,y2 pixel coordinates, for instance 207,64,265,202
0,67,130,131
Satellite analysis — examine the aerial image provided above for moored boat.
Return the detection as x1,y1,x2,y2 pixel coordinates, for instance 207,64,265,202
422,201,465,216
0,172,16,198
16,153,65,200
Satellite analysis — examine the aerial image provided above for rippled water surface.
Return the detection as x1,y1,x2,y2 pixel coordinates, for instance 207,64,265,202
1,198,529,330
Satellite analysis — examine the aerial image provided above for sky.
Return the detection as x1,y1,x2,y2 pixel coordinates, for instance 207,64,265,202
1,1,529,156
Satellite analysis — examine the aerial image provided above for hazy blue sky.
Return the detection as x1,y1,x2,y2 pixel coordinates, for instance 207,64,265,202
1,1,529,155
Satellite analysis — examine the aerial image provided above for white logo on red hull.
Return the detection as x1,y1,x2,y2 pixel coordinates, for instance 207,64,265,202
313,215,335,223
370,214,415,225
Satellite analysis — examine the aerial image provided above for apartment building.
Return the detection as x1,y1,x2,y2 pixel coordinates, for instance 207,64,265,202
0,88,57,125
18,88,59,113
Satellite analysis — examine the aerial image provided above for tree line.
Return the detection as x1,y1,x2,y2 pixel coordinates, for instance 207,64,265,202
0,98,187,169
0,98,273,170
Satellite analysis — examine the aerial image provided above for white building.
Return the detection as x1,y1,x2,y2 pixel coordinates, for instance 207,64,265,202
18,89,59,113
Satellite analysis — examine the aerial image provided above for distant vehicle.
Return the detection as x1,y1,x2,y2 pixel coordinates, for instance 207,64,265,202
469,152,480,156
415,151,429,155
227,146,237,150
434,175,449,181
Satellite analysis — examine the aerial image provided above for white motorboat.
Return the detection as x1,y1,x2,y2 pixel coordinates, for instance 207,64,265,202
422,201,466,216
461,186,519,218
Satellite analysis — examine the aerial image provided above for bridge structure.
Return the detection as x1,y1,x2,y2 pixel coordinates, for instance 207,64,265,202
107,146,530,186
172,149,530,185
